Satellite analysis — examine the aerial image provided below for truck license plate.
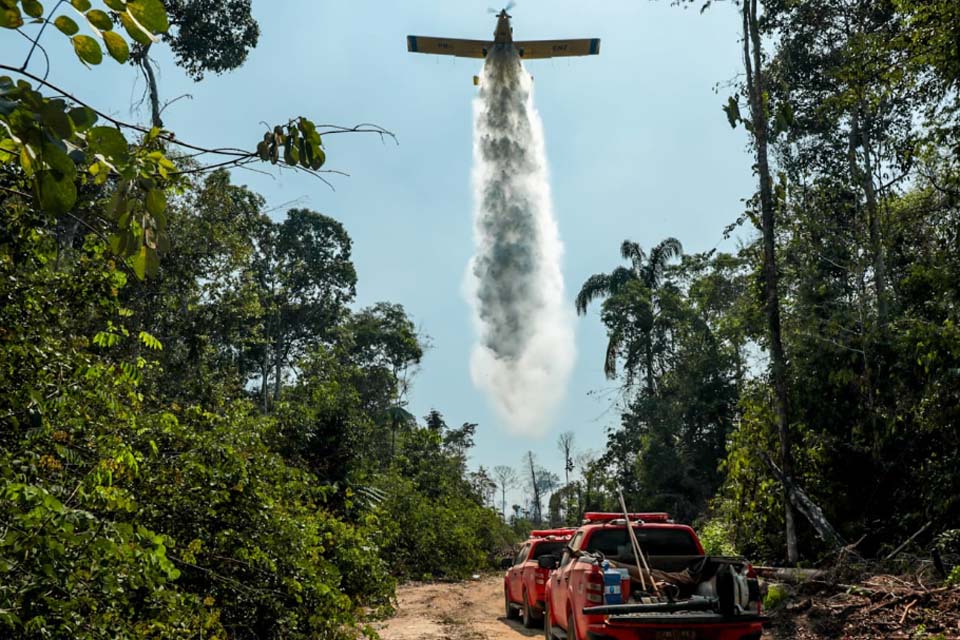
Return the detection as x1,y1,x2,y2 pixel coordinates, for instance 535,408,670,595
655,631,699,640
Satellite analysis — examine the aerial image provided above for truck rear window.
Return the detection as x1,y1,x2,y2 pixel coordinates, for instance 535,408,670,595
530,541,566,559
585,528,699,558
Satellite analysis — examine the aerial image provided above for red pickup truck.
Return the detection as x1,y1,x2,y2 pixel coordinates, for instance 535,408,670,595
503,529,575,628
543,512,766,640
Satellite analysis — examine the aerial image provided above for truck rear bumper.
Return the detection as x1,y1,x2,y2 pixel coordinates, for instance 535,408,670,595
588,633,761,640
584,618,765,640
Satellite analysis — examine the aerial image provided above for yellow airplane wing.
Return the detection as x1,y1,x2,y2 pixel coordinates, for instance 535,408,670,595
407,36,492,58
514,39,601,59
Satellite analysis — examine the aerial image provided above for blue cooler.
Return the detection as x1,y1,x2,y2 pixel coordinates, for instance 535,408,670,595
601,561,623,605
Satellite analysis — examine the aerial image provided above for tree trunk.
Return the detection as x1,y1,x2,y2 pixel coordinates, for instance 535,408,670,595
527,452,541,524
644,338,654,396
136,45,163,129
743,0,799,565
261,349,270,412
760,452,846,552
848,116,882,459
850,107,888,324
273,316,283,402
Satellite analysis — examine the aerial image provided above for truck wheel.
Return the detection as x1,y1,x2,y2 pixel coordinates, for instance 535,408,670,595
504,589,518,620
522,590,539,628
567,611,579,640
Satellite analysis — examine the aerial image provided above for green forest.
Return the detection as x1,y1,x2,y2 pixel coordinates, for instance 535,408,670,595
1,0,959,638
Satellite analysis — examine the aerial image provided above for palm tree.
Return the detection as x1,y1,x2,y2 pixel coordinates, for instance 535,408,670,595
575,238,682,392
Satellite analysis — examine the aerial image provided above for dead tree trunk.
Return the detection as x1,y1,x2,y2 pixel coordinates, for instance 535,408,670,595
743,0,799,564
760,451,846,551
526,451,542,524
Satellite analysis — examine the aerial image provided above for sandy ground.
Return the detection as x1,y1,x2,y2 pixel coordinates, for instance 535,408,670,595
375,574,541,640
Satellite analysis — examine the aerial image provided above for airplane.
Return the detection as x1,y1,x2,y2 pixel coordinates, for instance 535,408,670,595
406,7,600,63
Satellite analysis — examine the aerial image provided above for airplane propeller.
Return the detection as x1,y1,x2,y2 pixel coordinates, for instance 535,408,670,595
487,2,516,13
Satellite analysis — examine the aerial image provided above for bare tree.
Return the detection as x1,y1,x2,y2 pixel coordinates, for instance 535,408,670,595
493,465,519,519
525,451,542,524
740,0,798,563
557,431,576,486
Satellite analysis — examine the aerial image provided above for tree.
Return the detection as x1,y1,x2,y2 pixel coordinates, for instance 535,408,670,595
250,209,357,409
522,452,559,525
493,465,519,519
576,238,682,391
557,431,576,486
524,451,542,524
134,0,260,126
470,466,498,507
738,0,799,564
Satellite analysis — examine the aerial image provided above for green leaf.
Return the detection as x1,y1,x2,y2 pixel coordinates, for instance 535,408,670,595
102,30,129,63
39,102,73,139
132,245,147,279
126,0,167,33
138,331,162,350
119,11,151,45
145,188,165,216
68,106,98,131
72,34,103,65
103,0,126,9
0,7,23,28
54,15,79,35
87,126,128,160
37,170,77,215
22,0,43,19
86,9,113,30
41,142,76,181
71,0,92,10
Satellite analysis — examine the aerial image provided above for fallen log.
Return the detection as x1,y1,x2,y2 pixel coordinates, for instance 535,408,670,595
753,566,826,583
759,451,846,551
885,521,932,561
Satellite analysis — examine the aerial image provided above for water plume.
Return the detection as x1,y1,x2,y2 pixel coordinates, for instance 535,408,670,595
465,47,575,435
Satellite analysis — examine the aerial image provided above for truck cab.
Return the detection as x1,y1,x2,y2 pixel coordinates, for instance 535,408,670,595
504,529,574,628
544,512,765,640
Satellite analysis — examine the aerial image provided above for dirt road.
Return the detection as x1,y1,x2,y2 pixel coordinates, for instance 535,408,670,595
375,574,540,640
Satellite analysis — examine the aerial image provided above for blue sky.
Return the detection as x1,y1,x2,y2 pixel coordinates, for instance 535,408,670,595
3,0,754,499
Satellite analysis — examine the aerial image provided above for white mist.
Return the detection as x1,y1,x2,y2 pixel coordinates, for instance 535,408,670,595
465,48,576,436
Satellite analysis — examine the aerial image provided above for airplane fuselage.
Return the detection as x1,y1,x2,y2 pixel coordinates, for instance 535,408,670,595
494,10,513,45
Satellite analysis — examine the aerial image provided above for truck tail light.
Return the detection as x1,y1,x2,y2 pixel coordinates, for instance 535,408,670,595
586,571,604,604
535,571,546,584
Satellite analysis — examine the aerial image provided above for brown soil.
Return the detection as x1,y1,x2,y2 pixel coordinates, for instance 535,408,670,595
375,574,541,640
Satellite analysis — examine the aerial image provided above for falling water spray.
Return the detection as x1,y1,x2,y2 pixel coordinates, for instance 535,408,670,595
466,47,575,435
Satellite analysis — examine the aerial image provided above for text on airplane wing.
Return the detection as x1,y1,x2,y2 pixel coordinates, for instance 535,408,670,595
513,39,601,59
407,36,491,58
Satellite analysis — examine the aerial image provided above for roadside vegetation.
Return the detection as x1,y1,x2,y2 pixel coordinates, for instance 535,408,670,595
0,2,513,638
508,0,960,568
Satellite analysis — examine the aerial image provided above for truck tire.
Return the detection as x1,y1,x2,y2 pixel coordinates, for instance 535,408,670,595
504,589,519,620
567,611,579,640
522,590,539,628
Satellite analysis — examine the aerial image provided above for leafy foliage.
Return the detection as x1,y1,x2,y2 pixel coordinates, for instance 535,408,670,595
161,0,259,80
0,7,512,639
581,0,960,563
